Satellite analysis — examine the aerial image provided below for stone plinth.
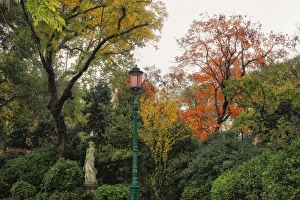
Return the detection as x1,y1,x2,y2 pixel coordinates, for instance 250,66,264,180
83,183,98,195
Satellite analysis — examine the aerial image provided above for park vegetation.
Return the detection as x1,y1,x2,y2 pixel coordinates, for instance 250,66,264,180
0,1,300,199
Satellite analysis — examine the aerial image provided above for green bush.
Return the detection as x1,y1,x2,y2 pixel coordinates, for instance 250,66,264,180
261,137,300,199
180,186,203,200
10,180,36,200
93,184,129,200
210,154,268,200
211,137,300,200
36,158,85,199
42,158,84,192
0,147,56,198
35,190,84,200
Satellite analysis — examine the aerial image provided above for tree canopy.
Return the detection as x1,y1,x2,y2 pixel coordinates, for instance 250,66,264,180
0,0,167,157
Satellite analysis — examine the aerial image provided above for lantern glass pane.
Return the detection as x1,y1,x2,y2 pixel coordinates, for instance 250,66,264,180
137,74,142,87
130,75,138,88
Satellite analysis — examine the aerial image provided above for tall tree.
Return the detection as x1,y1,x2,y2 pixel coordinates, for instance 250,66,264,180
95,73,133,185
0,4,52,150
139,96,188,167
176,13,296,138
139,94,189,199
82,80,112,146
3,0,167,157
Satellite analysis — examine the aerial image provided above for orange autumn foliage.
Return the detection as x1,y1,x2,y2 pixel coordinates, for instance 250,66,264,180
142,80,157,99
175,13,293,139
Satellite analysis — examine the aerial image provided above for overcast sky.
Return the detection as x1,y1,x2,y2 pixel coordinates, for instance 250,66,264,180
134,0,300,74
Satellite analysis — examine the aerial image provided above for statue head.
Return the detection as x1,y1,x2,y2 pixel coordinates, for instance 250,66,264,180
88,141,94,147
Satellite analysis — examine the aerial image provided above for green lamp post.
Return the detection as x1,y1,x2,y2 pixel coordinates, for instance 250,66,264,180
129,66,143,200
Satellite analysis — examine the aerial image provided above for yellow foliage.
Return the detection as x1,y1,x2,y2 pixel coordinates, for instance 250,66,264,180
139,96,188,167
59,0,80,9
30,0,167,67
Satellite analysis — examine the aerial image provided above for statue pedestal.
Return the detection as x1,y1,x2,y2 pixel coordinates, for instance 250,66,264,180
83,183,98,195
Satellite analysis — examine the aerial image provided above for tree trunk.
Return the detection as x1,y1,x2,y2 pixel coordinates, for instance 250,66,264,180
47,66,67,158
48,92,68,158
54,113,67,158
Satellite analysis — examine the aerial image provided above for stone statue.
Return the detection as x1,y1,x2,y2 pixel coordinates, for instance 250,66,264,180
84,141,97,185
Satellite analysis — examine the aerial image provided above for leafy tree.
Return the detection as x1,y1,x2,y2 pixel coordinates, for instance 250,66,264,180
82,79,112,146
139,96,188,167
139,94,191,199
95,73,133,185
176,13,296,139
225,58,300,149
139,133,197,200
0,4,51,150
2,0,167,157
1,0,65,31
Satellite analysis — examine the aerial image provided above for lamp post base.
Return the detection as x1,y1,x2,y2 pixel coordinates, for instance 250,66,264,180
130,184,140,200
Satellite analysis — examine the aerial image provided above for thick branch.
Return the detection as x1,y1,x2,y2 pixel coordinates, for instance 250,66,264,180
67,4,107,20
58,22,149,108
118,7,126,31
19,0,49,74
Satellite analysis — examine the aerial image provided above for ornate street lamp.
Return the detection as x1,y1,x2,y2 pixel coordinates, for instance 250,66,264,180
129,65,143,200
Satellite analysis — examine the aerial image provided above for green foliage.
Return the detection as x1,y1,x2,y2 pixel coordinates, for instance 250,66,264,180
41,158,84,192
10,180,37,200
82,80,113,145
225,59,300,149
0,50,50,150
140,153,191,200
0,2,53,150
94,79,133,185
261,138,300,199
37,158,85,199
211,137,300,199
0,147,56,198
210,153,268,200
26,0,66,31
179,131,264,200
93,184,129,200
35,190,84,200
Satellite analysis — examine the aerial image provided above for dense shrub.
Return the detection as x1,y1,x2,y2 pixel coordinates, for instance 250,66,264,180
10,180,36,200
93,184,129,200
210,153,268,200
0,147,56,198
37,158,85,199
42,158,84,191
35,190,84,200
211,137,300,199
179,131,264,200
261,137,300,199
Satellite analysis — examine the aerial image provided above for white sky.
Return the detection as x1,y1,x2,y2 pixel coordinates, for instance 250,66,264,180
134,0,300,74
